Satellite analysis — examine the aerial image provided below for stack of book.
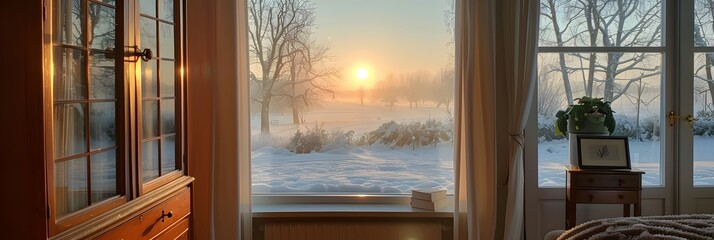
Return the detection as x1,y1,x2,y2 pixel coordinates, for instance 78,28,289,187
410,188,447,211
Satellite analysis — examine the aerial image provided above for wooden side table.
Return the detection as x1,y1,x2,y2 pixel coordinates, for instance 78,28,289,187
566,167,644,229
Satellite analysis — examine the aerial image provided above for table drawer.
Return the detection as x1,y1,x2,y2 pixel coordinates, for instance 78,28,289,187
97,188,191,240
155,218,190,240
574,190,638,204
574,173,639,188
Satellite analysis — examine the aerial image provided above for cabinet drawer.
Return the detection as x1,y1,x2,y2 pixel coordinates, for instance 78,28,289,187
574,174,639,188
574,190,638,204
155,218,190,240
97,188,191,240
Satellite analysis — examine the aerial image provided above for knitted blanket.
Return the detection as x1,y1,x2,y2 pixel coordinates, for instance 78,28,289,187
557,214,714,240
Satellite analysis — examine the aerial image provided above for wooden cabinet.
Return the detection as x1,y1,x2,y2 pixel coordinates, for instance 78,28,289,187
566,167,644,228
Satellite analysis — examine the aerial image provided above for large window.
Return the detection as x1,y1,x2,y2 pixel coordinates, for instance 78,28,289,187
537,0,664,187
248,0,455,195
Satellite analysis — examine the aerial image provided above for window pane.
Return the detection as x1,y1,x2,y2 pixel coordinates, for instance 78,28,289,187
88,3,115,50
537,53,663,187
55,157,87,218
90,150,116,203
160,60,175,97
140,0,156,16
695,1,714,47
161,136,176,174
53,0,83,46
89,51,115,99
142,100,159,138
142,60,158,97
692,53,714,186
160,0,174,21
159,22,174,59
54,47,86,101
140,17,157,57
142,140,159,182
161,99,175,134
249,0,455,194
90,102,116,150
539,0,662,47
54,103,87,158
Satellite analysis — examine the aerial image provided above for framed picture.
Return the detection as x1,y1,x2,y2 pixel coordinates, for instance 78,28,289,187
576,135,631,169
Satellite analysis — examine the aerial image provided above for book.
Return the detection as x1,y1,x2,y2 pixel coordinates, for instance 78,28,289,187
410,197,448,211
411,188,447,201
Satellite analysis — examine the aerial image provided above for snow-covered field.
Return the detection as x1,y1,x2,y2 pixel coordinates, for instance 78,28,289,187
251,98,714,194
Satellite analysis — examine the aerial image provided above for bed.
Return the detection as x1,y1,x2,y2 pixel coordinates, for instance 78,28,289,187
548,214,714,240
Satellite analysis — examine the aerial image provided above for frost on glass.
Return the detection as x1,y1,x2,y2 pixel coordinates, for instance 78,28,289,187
539,0,662,47
248,0,455,194
692,53,714,186
537,53,663,187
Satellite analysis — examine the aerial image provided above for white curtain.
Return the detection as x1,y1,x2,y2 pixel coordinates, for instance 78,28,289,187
454,0,538,239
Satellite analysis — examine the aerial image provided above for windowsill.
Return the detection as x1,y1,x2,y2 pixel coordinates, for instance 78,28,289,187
252,196,454,219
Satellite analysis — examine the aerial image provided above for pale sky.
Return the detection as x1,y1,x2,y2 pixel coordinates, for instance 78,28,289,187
311,0,454,90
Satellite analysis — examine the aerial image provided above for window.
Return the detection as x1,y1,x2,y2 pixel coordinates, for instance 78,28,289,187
248,0,455,195
49,0,184,234
537,0,664,187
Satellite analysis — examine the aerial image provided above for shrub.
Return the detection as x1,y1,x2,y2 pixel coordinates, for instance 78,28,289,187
358,120,451,148
287,124,328,154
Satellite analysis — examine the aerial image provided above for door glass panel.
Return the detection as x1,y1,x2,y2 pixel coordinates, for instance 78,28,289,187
695,1,714,47
142,101,159,138
54,47,86,101
537,52,663,186
140,18,157,56
90,150,116,203
88,3,116,50
142,140,160,182
142,60,158,97
161,136,176,174
160,0,173,21
54,0,83,46
161,99,175,134
90,102,116,150
692,53,714,186
54,103,87,158
159,22,174,59
140,0,156,16
160,60,175,97
55,157,88,218
89,51,116,99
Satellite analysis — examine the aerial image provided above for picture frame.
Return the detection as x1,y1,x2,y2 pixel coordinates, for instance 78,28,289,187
576,135,631,169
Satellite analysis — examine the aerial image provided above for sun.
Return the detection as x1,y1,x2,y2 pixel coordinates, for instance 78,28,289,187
356,68,369,80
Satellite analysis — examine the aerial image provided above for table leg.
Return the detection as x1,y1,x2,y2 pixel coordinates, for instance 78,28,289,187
566,200,575,229
623,204,630,217
635,203,641,216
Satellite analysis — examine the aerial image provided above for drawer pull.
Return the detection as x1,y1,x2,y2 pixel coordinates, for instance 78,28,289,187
160,210,174,222
618,194,624,200
618,179,624,186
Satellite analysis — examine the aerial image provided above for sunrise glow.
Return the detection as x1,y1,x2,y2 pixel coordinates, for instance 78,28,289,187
356,68,369,80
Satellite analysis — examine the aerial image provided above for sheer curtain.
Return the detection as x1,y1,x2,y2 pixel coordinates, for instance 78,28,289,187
453,0,538,239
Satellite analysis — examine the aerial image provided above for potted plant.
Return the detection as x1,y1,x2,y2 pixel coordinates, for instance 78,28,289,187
555,96,616,136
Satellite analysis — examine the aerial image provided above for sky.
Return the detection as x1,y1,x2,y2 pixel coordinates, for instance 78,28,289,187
310,0,454,90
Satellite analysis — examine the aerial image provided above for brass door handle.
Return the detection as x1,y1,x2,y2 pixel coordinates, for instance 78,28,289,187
160,210,173,222
686,115,698,123
668,111,680,126
127,46,153,62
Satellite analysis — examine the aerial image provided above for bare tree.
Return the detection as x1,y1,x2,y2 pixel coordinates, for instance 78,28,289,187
694,0,714,109
537,65,565,117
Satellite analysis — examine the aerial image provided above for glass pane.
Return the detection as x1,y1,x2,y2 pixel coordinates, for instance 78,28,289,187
143,101,159,138
140,17,157,58
140,0,156,16
695,1,714,47
537,52,663,187
160,0,174,21
159,22,174,59
539,0,662,47
161,136,176,174
88,3,115,50
161,99,175,134
53,0,83,46
90,102,116,150
89,51,115,99
160,60,175,97
97,0,116,6
55,157,88,218
142,140,160,182
692,53,714,186
54,103,87,158
90,150,116,203
142,60,158,97
54,47,86,101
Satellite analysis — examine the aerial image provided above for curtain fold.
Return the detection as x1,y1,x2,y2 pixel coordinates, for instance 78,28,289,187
454,0,538,239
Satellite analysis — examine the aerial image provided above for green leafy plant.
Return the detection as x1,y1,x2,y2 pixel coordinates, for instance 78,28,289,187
554,97,616,136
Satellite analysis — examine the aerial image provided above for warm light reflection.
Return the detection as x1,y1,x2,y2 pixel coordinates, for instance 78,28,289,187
356,68,368,80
